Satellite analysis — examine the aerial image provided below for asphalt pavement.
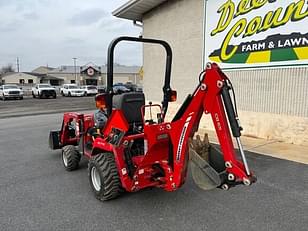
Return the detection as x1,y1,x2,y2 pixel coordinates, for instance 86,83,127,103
0,96,96,119
0,111,307,231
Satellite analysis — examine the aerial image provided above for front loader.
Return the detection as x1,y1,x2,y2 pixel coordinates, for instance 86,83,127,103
49,36,256,201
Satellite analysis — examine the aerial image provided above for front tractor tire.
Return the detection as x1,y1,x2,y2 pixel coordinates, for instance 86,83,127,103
62,145,81,171
88,153,121,201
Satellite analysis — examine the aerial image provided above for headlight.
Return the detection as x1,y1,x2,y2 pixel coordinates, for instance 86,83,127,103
3,91,9,95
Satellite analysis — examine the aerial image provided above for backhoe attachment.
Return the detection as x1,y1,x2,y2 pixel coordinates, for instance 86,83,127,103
178,63,257,191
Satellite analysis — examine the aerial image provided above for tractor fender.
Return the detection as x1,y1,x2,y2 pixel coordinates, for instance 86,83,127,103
92,137,113,156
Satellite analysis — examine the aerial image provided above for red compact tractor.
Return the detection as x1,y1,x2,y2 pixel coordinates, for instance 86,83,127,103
49,36,256,201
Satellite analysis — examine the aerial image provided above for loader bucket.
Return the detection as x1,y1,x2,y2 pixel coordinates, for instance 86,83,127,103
189,134,225,190
49,131,62,150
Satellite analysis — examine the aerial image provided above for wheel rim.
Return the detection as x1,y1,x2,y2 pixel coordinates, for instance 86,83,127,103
62,151,68,167
91,166,101,191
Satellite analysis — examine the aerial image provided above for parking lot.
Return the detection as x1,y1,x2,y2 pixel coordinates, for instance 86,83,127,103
0,95,96,119
0,97,307,230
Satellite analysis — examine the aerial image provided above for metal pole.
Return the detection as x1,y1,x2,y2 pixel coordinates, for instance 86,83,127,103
201,0,207,70
73,57,77,84
235,137,251,176
16,57,20,72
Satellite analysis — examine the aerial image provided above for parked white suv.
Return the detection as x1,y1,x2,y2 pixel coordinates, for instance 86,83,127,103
0,84,23,100
32,84,57,98
60,84,85,97
81,85,98,96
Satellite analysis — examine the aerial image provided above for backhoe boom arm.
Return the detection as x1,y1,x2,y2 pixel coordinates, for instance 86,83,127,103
169,63,255,190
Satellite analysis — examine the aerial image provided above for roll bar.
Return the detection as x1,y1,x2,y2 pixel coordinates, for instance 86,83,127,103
106,36,173,118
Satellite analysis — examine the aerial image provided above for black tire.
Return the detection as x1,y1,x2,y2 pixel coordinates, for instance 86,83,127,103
20,96,23,100
88,153,121,201
62,145,81,171
68,92,71,97
84,92,87,97
39,92,43,99
32,92,36,98
53,93,57,99
61,91,64,96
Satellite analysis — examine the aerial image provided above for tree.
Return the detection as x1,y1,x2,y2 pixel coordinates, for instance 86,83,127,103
0,64,15,74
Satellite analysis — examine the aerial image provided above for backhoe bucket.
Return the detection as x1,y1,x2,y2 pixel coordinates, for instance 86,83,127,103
189,134,225,190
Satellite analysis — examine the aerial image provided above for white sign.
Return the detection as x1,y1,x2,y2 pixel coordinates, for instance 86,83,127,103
205,0,308,69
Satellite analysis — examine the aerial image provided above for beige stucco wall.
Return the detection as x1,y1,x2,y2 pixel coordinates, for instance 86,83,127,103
2,73,39,84
143,0,203,102
141,0,308,146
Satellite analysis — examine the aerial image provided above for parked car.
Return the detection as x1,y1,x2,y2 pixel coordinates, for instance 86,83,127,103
97,85,130,94
60,84,85,97
97,85,106,93
124,82,143,92
113,85,130,94
0,84,23,100
32,84,57,99
114,82,143,92
81,85,98,96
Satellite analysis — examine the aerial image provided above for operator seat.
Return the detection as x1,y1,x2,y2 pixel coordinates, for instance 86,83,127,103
113,92,145,133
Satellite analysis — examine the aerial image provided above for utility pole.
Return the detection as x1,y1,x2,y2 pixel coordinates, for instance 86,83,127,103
73,57,77,84
16,57,20,72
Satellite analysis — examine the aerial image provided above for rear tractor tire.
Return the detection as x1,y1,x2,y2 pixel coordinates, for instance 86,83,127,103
88,153,121,201
62,145,81,171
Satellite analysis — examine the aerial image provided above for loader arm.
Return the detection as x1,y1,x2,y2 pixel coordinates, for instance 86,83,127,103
169,63,255,190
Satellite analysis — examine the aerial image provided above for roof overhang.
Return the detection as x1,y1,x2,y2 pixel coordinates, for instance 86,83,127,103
113,0,167,22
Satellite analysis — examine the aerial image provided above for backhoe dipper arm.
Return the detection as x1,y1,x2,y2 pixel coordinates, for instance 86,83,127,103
170,63,255,189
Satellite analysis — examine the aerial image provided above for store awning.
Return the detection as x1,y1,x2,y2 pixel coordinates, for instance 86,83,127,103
113,0,167,21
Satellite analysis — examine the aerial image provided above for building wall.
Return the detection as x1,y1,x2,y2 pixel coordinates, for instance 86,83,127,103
2,73,39,84
50,73,141,85
32,66,53,74
50,73,79,84
101,73,142,85
141,0,308,146
143,0,203,102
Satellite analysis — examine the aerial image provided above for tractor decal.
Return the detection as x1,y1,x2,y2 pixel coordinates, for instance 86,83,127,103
176,116,192,161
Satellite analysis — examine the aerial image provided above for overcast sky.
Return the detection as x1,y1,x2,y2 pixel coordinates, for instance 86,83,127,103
0,0,142,71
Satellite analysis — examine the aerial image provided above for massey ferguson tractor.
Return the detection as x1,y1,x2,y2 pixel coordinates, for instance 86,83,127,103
49,36,256,201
